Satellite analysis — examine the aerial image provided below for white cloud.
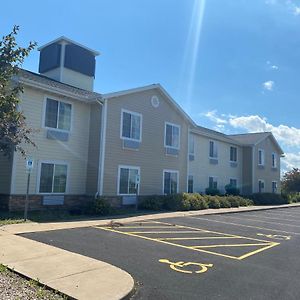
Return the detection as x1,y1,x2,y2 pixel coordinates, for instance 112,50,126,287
263,80,274,91
204,110,227,124
271,65,279,70
282,152,300,171
294,6,300,15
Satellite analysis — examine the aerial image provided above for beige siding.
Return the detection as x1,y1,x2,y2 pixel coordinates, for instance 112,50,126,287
12,86,91,195
0,153,13,194
253,137,281,193
241,147,253,195
189,134,243,193
103,89,189,195
86,103,102,195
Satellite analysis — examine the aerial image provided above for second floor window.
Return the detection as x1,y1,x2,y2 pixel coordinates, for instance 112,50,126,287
165,123,180,149
230,146,237,162
209,141,218,158
189,134,195,154
121,110,142,141
272,153,277,168
45,98,71,131
258,149,265,165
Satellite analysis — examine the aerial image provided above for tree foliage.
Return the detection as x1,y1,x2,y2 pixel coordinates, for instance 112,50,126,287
281,168,300,194
0,26,36,157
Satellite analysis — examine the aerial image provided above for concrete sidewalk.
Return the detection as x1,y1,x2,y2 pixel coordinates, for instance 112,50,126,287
1,202,300,300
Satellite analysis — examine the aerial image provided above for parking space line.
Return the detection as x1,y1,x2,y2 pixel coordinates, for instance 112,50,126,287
94,221,280,260
188,216,300,235
234,214,300,223
215,215,300,228
264,211,300,220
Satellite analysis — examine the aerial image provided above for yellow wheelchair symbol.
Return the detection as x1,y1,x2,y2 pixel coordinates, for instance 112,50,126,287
159,259,213,274
257,233,291,240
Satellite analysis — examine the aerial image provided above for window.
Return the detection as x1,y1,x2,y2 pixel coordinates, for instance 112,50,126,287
209,176,218,189
230,178,237,187
258,180,265,193
45,98,71,131
163,170,179,194
39,162,67,193
118,166,140,195
230,146,237,162
272,153,277,168
209,141,218,158
188,175,193,193
121,110,142,141
189,134,195,155
165,123,180,149
272,181,278,193
258,149,265,166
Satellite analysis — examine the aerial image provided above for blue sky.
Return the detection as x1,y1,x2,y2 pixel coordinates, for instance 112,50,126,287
2,0,300,172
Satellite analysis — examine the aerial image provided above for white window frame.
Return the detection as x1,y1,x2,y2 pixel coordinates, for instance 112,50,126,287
36,160,69,195
230,146,238,162
271,152,277,168
189,134,195,155
229,178,238,188
208,176,218,189
258,149,265,166
209,140,218,159
117,165,141,196
42,96,73,133
163,169,179,194
164,122,181,150
272,181,278,193
188,175,194,193
120,109,142,142
258,179,265,193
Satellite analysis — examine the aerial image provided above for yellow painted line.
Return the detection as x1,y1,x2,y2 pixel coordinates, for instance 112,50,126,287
238,243,280,260
217,215,300,228
95,225,240,260
191,243,273,248
188,216,300,235
149,220,276,243
157,236,244,241
126,231,204,234
118,226,177,229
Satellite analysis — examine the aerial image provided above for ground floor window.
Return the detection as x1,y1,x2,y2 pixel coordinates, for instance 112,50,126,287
272,181,278,193
164,170,179,194
209,176,218,189
258,180,265,193
118,166,140,195
229,178,237,187
39,162,67,193
188,175,193,193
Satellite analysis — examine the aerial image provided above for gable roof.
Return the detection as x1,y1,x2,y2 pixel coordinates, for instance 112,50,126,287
18,69,102,103
230,132,284,155
102,84,197,126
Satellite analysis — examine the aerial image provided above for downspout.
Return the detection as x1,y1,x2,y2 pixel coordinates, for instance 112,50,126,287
97,98,107,196
187,129,190,192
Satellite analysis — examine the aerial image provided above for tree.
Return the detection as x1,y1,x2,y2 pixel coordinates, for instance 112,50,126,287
0,26,36,158
281,168,300,194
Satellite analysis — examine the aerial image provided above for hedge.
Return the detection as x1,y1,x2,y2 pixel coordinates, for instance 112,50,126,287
250,193,288,205
139,193,253,211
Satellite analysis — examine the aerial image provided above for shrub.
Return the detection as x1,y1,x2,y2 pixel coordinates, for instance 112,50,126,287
205,187,220,196
205,195,221,209
93,197,112,215
250,193,288,205
226,196,239,207
225,184,240,196
138,195,165,210
218,197,231,208
164,194,187,211
185,193,208,210
287,193,300,203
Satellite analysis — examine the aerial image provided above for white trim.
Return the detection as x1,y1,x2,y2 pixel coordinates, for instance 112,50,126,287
117,165,140,196
99,99,107,195
252,146,255,193
42,95,73,133
36,160,69,195
258,148,265,166
38,36,100,56
163,169,179,194
164,122,181,150
229,146,238,163
209,140,218,159
120,109,143,142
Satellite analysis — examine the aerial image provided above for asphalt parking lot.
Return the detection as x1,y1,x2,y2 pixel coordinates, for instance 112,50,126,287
22,207,300,300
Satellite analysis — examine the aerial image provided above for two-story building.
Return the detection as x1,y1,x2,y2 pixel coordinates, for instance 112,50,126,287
0,37,284,211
